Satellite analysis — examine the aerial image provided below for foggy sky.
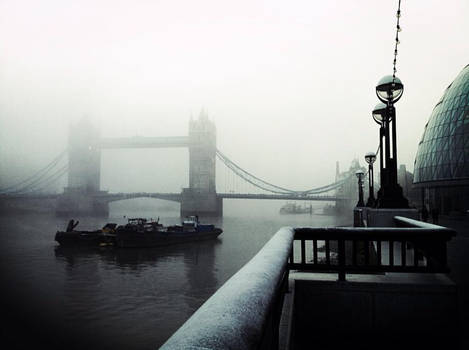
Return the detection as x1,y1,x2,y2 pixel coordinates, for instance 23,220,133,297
1,0,468,193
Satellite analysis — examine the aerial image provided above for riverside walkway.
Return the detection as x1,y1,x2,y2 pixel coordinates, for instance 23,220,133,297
160,216,462,349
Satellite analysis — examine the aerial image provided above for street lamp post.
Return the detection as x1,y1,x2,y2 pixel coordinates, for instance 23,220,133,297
372,75,409,208
364,152,376,207
355,170,365,207
373,102,387,189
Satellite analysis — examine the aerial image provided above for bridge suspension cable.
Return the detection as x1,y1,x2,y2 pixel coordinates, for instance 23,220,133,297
0,150,68,194
216,150,299,194
216,149,349,196
11,164,69,194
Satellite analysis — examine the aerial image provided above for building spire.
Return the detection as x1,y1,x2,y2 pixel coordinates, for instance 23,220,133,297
199,107,208,120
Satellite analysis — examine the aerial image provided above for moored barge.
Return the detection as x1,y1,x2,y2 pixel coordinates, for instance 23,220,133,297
55,216,222,248
115,216,223,248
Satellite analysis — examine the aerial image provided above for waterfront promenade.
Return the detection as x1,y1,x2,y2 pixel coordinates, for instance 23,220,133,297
161,214,462,350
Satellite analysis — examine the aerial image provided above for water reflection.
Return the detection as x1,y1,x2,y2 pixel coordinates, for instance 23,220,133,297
53,238,221,349
54,239,221,273
180,239,220,311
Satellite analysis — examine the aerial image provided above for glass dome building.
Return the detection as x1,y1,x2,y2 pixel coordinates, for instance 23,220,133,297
413,64,469,214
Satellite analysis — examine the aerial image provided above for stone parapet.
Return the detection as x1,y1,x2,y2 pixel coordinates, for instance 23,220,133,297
364,207,418,227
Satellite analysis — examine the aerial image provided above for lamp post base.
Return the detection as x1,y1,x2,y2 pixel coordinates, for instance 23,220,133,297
366,196,376,208
375,184,409,209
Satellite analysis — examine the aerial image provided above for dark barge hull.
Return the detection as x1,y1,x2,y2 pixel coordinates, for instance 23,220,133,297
55,231,116,247
115,229,223,248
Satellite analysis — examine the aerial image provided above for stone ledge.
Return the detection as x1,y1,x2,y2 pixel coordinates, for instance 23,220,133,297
366,208,419,227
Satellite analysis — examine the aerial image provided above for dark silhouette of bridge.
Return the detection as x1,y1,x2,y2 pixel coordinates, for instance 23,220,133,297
0,112,358,217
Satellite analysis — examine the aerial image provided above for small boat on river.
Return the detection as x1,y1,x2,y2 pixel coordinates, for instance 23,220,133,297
115,216,223,248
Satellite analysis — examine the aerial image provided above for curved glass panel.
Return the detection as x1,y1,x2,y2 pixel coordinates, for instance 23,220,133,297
414,64,469,183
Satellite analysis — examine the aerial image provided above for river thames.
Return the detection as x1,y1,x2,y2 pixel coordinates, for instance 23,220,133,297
0,199,351,349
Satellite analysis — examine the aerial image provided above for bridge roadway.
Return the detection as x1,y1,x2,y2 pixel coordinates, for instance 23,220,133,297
0,192,348,202
99,136,189,149
92,192,348,202
218,193,348,201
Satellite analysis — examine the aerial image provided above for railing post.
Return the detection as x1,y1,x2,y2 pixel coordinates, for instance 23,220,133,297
313,240,318,264
338,239,346,281
288,245,293,293
421,239,448,272
325,240,330,265
389,240,394,266
377,240,382,266
364,240,370,265
301,239,306,266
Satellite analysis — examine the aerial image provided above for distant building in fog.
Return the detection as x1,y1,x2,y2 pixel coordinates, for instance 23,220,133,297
334,158,366,213
398,164,420,208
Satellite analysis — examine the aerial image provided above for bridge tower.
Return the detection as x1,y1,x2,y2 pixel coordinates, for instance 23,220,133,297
57,119,108,216
335,159,365,214
181,110,222,217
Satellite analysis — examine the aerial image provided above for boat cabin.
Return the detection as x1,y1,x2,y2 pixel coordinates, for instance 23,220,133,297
182,216,199,230
128,218,147,226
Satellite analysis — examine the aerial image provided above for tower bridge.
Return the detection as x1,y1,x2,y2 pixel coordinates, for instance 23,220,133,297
0,112,356,217
62,111,219,216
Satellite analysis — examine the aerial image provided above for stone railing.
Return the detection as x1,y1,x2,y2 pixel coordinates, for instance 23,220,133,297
291,216,455,281
160,217,456,349
160,227,294,350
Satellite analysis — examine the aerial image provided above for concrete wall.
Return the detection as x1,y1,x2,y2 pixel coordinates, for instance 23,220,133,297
291,273,459,349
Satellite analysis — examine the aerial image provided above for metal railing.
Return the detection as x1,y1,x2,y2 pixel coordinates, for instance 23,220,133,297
289,216,456,281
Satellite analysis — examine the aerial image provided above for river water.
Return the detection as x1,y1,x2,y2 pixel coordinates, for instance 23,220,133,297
0,199,351,349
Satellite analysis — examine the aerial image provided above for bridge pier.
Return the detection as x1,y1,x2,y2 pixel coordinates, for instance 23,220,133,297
181,110,221,217
56,188,109,217
180,189,223,217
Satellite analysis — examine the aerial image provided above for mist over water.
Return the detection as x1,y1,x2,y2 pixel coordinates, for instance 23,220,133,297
0,199,350,349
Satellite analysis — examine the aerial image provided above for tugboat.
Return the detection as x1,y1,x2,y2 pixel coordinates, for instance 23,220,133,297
114,216,223,248
55,221,117,247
